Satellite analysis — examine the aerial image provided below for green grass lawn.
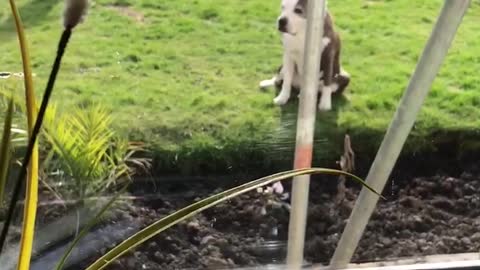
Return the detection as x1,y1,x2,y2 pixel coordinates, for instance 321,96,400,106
1,0,480,174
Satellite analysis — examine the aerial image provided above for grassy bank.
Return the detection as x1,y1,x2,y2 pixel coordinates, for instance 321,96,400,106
1,0,480,175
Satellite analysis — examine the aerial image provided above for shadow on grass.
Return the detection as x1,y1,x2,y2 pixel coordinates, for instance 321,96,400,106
266,86,350,168
0,0,58,40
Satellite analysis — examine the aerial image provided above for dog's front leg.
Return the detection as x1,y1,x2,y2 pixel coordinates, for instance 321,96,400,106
319,50,338,111
273,55,294,105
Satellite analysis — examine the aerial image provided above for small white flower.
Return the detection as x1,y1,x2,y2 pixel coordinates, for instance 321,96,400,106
272,182,284,194
63,0,89,29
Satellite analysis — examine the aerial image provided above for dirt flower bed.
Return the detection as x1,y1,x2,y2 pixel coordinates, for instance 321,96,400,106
44,163,480,270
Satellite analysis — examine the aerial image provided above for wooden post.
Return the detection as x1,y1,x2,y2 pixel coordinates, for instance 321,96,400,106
286,0,326,268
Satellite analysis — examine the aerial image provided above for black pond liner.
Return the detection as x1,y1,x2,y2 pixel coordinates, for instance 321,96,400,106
26,214,288,269
29,220,142,270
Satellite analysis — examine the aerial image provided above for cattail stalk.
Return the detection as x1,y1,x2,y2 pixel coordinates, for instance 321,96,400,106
0,0,89,262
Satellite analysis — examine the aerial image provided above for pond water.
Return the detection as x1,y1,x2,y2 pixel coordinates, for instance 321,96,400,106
1,155,479,270
1,1,480,270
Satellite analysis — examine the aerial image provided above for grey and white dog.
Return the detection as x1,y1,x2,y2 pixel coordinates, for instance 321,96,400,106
260,0,350,111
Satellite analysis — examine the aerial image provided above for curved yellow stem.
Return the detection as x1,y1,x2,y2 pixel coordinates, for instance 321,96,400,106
9,1,39,269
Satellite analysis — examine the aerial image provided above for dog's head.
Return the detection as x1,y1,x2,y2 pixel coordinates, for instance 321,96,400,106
277,0,328,35
278,0,307,35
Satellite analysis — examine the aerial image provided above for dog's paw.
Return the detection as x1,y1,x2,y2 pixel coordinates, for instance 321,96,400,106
318,84,336,111
259,77,277,89
318,95,332,111
340,67,350,78
273,94,290,105
318,101,332,112
259,80,273,89
318,101,332,111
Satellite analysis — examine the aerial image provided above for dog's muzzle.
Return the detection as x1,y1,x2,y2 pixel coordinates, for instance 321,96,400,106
278,17,288,32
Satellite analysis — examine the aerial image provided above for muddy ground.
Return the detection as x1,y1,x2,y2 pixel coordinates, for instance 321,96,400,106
42,158,480,270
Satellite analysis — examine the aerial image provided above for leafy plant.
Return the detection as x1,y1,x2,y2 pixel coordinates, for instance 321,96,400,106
0,89,150,200
42,104,150,199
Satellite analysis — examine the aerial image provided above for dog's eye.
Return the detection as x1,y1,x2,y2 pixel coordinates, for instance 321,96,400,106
294,7,303,14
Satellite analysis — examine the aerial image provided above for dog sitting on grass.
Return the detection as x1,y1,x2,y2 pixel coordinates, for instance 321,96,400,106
260,0,350,111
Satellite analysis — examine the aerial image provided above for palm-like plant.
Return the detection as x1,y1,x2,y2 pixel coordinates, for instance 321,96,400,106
42,104,150,199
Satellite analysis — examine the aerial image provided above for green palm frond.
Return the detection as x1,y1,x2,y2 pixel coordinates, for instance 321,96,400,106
42,104,150,198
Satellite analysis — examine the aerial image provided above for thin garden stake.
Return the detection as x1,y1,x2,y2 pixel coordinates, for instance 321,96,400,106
0,0,88,254
287,0,326,268
329,1,471,268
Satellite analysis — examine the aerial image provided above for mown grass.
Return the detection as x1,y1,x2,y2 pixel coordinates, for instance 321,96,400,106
1,0,480,174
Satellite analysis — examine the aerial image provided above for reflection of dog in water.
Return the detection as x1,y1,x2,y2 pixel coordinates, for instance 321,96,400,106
258,135,355,212
259,0,350,111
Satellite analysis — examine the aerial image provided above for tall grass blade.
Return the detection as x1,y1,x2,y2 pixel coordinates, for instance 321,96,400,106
5,2,39,269
0,100,14,205
85,168,382,270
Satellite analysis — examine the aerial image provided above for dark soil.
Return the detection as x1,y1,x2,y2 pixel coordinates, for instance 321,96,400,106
43,160,480,270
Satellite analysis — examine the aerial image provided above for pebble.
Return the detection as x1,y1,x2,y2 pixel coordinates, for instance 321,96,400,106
471,232,480,242
379,236,393,247
201,235,216,245
187,221,201,231
461,237,472,246
126,258,136,269
154,251,163,261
